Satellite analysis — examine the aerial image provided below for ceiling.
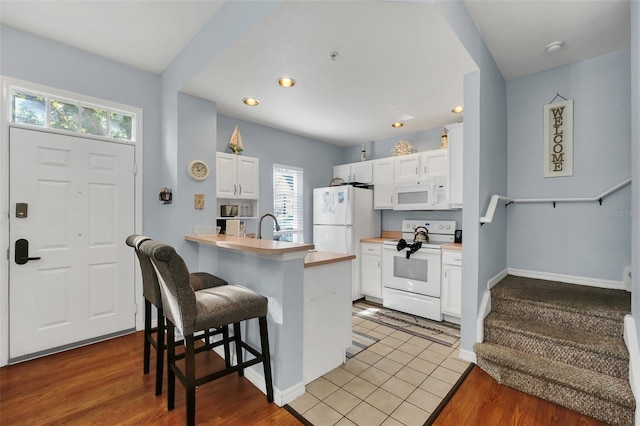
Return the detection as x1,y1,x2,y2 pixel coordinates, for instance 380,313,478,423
0,1,630,147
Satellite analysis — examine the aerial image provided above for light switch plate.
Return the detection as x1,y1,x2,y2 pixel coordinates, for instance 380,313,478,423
194,194,205,209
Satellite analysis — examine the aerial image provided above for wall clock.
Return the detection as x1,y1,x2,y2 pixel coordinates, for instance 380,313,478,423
188,160,209,181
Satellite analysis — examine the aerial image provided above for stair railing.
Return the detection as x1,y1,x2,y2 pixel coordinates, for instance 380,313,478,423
480,178,631,225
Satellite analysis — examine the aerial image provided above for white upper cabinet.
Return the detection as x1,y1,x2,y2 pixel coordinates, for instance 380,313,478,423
216,153,259,200
446,123,463,208
419,149,448,178
372,158,394,209
332,161,373,184
351,162,373,184
332,164,351,182
393,153,421,182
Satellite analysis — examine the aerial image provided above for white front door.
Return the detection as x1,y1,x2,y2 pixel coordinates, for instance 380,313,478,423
9,127,135,360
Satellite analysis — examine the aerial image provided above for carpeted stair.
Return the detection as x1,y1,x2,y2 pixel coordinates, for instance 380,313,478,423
474,275,635,426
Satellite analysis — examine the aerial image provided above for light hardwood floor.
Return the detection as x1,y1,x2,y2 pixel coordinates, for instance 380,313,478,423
433,367,608,426
0,331,610,426
0,331,300,425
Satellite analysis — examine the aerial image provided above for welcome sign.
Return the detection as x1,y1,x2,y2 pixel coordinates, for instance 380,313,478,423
543,99,573,177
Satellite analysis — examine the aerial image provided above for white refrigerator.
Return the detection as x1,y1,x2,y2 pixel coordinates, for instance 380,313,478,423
313,186,380,300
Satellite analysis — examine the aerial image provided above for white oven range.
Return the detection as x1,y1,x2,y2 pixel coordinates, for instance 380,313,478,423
382,220,456,321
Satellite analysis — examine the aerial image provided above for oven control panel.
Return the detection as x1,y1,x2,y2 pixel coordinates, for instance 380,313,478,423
401,220,456,236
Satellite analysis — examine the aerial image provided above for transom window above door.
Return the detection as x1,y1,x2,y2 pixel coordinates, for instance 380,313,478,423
10,88,136,142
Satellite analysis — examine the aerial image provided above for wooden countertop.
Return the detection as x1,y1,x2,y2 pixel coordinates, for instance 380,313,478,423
185,234,314,255
442,242,463,250
304,251,356,268
360,230,402,244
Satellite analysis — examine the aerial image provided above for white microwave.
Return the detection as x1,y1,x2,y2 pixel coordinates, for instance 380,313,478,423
394,177,448,210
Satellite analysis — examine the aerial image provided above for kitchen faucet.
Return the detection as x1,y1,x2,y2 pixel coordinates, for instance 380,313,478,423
258,213,281,239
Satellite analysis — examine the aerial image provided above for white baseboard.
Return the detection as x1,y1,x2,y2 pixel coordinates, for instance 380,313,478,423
458,348,476,364
508,268,625,290
623,315,640,426
476,289,491,344
488,268,508,289
213,345,305,407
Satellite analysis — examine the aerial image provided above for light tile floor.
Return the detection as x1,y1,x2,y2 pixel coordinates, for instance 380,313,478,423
289,314,470,426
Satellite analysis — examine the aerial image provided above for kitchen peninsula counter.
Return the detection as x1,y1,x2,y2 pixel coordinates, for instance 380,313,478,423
185,234,314,255
185,234,353,404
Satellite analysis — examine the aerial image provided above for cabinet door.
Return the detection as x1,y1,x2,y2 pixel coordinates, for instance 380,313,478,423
361,245,381,298
420,149,448,178
447,123,463,207
442,263,462,316
237,156,259,199
351,161,372,184
216,153,238,198
373,158,394,209
394,153,420,182
333,164,351,182
372,158,393,185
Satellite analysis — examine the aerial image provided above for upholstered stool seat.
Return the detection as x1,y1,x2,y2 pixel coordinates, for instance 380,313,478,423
139,240,273,426
125,234,230,396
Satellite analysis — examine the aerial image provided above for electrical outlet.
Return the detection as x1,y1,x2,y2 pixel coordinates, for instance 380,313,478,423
194,194,205,209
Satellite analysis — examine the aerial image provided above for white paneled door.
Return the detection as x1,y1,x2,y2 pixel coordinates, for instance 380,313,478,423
9,127,135,360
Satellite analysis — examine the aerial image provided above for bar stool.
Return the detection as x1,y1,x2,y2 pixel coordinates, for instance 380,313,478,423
139,240,273,426
126,234,230,396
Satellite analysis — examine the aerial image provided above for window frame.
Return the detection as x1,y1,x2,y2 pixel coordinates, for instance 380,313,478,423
9,85,137,144
272,163,304,243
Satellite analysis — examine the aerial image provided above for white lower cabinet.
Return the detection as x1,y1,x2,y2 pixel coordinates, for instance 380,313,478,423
360,243,382,298
441,249,462,322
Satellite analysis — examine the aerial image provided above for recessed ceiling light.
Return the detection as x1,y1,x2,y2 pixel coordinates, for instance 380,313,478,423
277,77,296,88
242,98,260,106
451,106,464,113
545,41,565,54
391,122,404,128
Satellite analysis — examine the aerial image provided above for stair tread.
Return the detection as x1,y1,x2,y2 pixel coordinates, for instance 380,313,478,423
474,342,635,408
485,311,629,359
492,275,631,320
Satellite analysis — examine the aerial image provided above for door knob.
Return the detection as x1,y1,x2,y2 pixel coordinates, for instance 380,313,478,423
14,239,41,265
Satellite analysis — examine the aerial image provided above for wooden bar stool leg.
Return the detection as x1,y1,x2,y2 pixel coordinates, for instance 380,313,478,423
143,299,152,374
185,335,196,426
167,323,176,412
233,322,244,377
259,316,274,403
155,307,165,396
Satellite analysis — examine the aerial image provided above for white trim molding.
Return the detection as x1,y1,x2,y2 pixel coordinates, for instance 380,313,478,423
488,268,508,290
623,315,640,426
508,268,625,290
458,348,476,364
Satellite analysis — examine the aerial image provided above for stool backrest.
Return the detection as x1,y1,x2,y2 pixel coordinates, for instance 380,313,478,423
125,234,162,307
139,240,197,335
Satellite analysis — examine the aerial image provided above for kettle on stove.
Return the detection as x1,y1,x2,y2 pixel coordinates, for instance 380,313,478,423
413,226,429,243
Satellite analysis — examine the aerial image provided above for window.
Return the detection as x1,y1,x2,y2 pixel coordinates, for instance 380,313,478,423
273,164,303,243
10,88,136,142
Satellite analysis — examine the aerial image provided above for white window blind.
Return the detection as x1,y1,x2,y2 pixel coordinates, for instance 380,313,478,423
273,164,303,243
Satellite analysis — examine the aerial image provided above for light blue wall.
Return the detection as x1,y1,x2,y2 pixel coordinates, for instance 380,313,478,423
174,93,218,270
507,49,631,281
0,24,163,239
216,114,344,243
157,1,282,253
630,0,639,346
437,1,508,354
